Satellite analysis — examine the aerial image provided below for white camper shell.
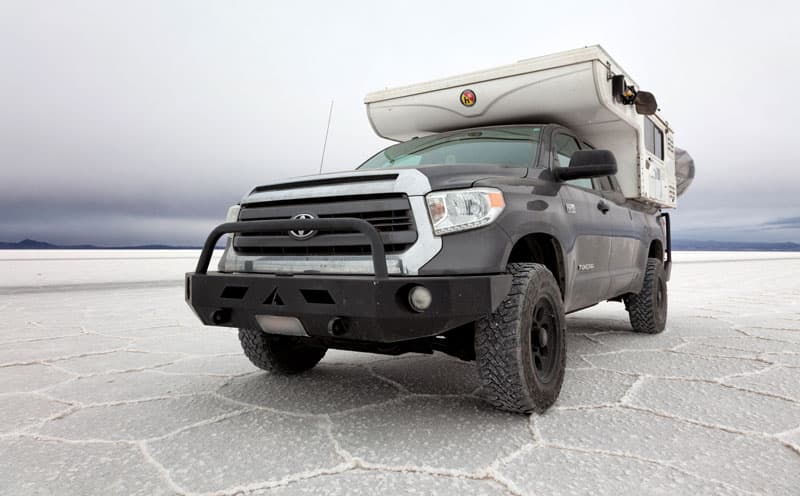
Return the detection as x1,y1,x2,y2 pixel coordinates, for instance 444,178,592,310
365,46,677,208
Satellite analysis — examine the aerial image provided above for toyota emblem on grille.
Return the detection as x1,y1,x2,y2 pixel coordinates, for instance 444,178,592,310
288,213,318,240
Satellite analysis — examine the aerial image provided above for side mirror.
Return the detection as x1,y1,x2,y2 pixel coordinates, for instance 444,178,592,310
634,91,658,115
554,149,618,181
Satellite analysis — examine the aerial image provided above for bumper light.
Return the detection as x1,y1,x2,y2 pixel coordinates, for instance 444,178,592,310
408,286,432,312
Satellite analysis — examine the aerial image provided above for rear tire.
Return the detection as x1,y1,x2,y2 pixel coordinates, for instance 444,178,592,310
238,328,327,374
475,263,566,414
625,258,668,334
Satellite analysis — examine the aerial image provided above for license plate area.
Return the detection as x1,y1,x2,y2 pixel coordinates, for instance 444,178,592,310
255,315,308,336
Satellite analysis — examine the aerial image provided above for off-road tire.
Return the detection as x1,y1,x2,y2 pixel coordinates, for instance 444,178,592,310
625,258,667,334
238,328,327,374
475,263,566,414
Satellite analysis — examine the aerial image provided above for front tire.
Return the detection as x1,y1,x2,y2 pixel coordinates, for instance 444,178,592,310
475,263,566,414
625,257,668,334
238,328,327,374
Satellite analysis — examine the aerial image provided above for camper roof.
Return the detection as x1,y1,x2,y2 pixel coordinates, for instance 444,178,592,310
365,45,640,104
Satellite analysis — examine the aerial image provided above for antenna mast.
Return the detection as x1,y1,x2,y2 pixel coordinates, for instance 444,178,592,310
318,100,334,174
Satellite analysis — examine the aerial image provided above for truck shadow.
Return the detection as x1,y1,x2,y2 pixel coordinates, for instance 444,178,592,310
216,316,625,418
217,353,485,416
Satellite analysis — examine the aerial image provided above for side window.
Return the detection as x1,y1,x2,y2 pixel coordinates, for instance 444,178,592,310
644,118,664,160
582,140,619,193
593,176,614,192
553,134,592,189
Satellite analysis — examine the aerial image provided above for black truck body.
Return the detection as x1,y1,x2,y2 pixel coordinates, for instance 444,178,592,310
187,124,669,337
186,123,672,412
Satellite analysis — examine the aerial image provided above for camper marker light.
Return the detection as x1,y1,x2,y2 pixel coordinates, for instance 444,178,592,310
426,188,505,235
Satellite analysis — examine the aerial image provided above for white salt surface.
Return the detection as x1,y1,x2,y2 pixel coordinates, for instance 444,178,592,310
0,249,222,289
1,250,798,495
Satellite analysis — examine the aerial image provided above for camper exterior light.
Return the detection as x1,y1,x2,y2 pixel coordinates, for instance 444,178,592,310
425,188,505,235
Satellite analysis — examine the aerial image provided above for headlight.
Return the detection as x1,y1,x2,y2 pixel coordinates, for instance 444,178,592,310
425,188,505,235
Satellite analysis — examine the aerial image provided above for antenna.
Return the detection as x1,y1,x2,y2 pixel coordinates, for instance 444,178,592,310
318,100,334,174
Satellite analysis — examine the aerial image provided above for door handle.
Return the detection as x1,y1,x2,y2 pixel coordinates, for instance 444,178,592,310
597,200,610,214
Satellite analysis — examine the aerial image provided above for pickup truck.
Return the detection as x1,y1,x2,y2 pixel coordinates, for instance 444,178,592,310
185,122,671,413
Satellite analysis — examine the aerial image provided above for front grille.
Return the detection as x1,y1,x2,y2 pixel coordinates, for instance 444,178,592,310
233,194,417,256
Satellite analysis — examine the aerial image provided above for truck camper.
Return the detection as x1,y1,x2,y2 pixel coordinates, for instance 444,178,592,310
365,45,684,208
186,46,693,413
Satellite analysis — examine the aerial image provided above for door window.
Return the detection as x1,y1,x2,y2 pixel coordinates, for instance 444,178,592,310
553,134,592,189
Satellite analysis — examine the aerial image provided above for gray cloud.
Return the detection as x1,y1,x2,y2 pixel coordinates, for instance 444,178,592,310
1,1,799,245
763,217,800,228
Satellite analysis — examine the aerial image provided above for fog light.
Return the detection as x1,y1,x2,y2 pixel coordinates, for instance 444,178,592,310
211,308,231,324
408,286,432,312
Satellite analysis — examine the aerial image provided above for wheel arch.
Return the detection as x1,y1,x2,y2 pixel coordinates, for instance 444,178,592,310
506,233,566,298
648,239,664,262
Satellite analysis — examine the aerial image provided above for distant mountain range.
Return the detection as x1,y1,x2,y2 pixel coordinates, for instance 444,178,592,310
0,239,800,251
2,238,799,252
0,239,201,250
671,239,800,251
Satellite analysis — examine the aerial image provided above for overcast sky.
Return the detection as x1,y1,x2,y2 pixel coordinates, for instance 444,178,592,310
2,1,799,245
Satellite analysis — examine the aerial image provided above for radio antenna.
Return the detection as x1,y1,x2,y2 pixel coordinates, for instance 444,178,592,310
318,100,334,174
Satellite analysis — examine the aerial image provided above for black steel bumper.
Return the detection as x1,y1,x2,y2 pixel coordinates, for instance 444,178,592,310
186,219,512,343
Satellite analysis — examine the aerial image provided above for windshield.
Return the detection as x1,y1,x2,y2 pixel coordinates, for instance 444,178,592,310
358,126,541,170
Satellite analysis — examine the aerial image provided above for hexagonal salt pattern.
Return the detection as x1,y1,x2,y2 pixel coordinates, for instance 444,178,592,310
368,355,481,395
154,353,256,376
147,410,344,493
739,327,800,343
218,365,400,414
1,253,799,495
781,430,800,454
0,437,175,495
723,366,800,401
331,397,530,471
497,446,747,496
0,363,73,393
583,349,769,379
46,369,225,404
628,377,800,433
555,368,637,407
0,393,71,433
536,407,800,495
51,350,185,375
39,394,246,441
0,334,129,365
252,470,511,495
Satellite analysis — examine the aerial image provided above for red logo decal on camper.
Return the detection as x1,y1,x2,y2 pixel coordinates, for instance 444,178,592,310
460,89,477,107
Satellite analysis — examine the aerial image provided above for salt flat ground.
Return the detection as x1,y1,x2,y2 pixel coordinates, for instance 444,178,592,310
1,251,799,495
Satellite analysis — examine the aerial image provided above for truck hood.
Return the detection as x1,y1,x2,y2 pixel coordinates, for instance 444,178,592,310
414,165,527,190
245,165,527,201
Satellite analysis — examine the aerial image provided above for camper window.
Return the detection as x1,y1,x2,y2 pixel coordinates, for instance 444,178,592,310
645,118,664,160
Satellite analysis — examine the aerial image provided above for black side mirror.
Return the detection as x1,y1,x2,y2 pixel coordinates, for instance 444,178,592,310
634,91,658,115
554,149,618,181
611,75,658,115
